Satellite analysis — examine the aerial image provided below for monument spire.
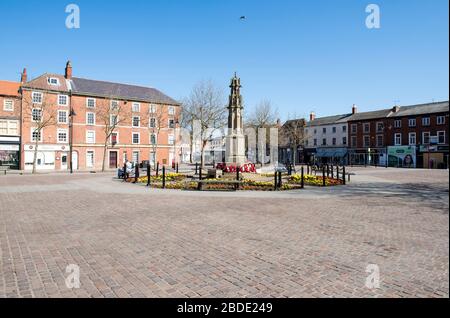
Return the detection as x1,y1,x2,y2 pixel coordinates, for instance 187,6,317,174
225,73,246,164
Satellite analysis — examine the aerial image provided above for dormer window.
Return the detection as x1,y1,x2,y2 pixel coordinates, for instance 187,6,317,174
47,77,60,86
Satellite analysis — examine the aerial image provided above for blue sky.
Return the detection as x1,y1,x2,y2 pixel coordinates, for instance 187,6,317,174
0,0,448,120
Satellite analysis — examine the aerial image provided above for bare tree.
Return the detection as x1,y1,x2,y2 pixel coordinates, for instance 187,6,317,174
183,80,226,168
280,113,308,166
180,99,195,163
22,93,58,174
246,99,278,164
145,104,166,166
95,97,130,172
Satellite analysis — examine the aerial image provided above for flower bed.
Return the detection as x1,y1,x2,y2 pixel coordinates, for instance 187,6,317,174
216,162,256,173
289,174,343,186
126,173,185,184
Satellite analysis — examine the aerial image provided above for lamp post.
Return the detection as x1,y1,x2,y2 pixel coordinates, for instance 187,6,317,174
69,108,76,174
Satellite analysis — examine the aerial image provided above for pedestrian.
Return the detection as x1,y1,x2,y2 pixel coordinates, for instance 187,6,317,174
126,160,133,180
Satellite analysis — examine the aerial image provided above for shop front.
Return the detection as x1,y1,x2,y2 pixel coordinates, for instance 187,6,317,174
349,148,387,166
387,146,416,168
315,147,348,165
0,136,20,170
418,145,449,169
24,144,70,171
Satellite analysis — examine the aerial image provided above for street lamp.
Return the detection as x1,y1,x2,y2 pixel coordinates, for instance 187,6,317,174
69,108,76,174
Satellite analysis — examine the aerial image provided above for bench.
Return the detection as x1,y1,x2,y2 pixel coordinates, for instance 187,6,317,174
196,179,243,191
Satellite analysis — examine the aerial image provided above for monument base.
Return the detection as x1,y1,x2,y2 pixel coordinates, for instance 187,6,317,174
225,134,247,166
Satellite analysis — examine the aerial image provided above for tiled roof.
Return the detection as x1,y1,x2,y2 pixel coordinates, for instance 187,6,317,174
71,77,180,105
0,80,21,97
306,114,352,127
21,73,71,92
390,101,449,117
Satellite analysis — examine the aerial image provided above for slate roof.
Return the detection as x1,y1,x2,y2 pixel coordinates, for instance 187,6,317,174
306,113,352,127
22,74,180,106
71,77,180,105
389,101,449,117
346,109,393,121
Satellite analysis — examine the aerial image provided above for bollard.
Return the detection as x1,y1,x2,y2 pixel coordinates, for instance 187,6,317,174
307,164,310,175
336,165,339,180
322,165,326,187
327,164,330,178
156,162,160,177
274,172,278,190
278,171,282,189
162,166,166,189
198,167,203,190
146,163,151,187
301,166,304,189
236,166,240,190
134,164,139,183
343,166,346,185
331,165,334,179
195,162,198,175
123,163,127,180
176,163,179,174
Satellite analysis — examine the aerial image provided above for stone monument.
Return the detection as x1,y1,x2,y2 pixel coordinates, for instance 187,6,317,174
225,73,247,165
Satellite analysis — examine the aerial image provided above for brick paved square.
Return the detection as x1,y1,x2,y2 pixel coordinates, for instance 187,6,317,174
0,168,448,298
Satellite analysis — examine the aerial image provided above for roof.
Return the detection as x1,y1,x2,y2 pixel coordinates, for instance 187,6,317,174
346,109,393,121
22,73,180,105
0,80,21,97
390,101,449,117
21,73,71,92
306,113,352,127
71,77,180,105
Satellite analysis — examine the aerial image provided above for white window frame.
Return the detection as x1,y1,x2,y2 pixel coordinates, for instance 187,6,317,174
422,117,430,126
351,136,357,148
422,132,430,145
57,129,68,143
3,99,14,111
376,122,384,133
132,132,140,145
132,116,140,128
110,115,118,127
58,110,68,124
437,131,446,144
394,120,402,128
86,112,96,125
32,108,42,122
408,118,416,127
168,134,175,145
351,124,357,134
132,102,141,113
149,104,157,114
47,77,60,86
86,150,95,168
394,133,402,146
437,116,445,125
149,117,156,128
150,133,157,145
110,100,119,110
32,92,43,104
86,98,96,108
86,130,96,144
363,135,370,148
376,135,383,147
168,118,175,129
168,106,175,115
31,127,43,142
408,132,416,146
363,123,370,134
110,132,119,144
342,137,347,145
58,94,69,106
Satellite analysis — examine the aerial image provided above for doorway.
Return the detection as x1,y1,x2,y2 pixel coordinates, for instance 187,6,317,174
61,153,68,170
109,151,118,169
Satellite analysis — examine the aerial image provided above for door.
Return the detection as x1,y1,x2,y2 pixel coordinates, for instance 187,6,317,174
61,153,68,170
109,151,118,169
72,151,78,170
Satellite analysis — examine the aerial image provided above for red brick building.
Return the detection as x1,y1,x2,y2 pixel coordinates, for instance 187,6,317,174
20,61,181,171
348,102,449,168
0,79,22,170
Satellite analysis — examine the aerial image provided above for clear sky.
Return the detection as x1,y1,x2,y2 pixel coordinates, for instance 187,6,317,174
0,0,448,120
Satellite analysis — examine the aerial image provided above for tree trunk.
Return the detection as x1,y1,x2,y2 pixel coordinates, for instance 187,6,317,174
189,132,193,164
32,137,39,174
101,143,108,172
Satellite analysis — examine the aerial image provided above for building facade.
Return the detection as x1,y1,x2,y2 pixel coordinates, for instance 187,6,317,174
347,102,449,168
0,80,22,170
20,61,181,171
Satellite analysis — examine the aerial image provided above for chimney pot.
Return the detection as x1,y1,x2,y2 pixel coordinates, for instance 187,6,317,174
309,112,316,122
352,104,358,114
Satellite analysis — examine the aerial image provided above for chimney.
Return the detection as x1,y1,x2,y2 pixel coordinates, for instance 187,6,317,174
352,104,358,114
310,112,316,121
65,61,72,79
392,105,400,113
20,68,27,83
